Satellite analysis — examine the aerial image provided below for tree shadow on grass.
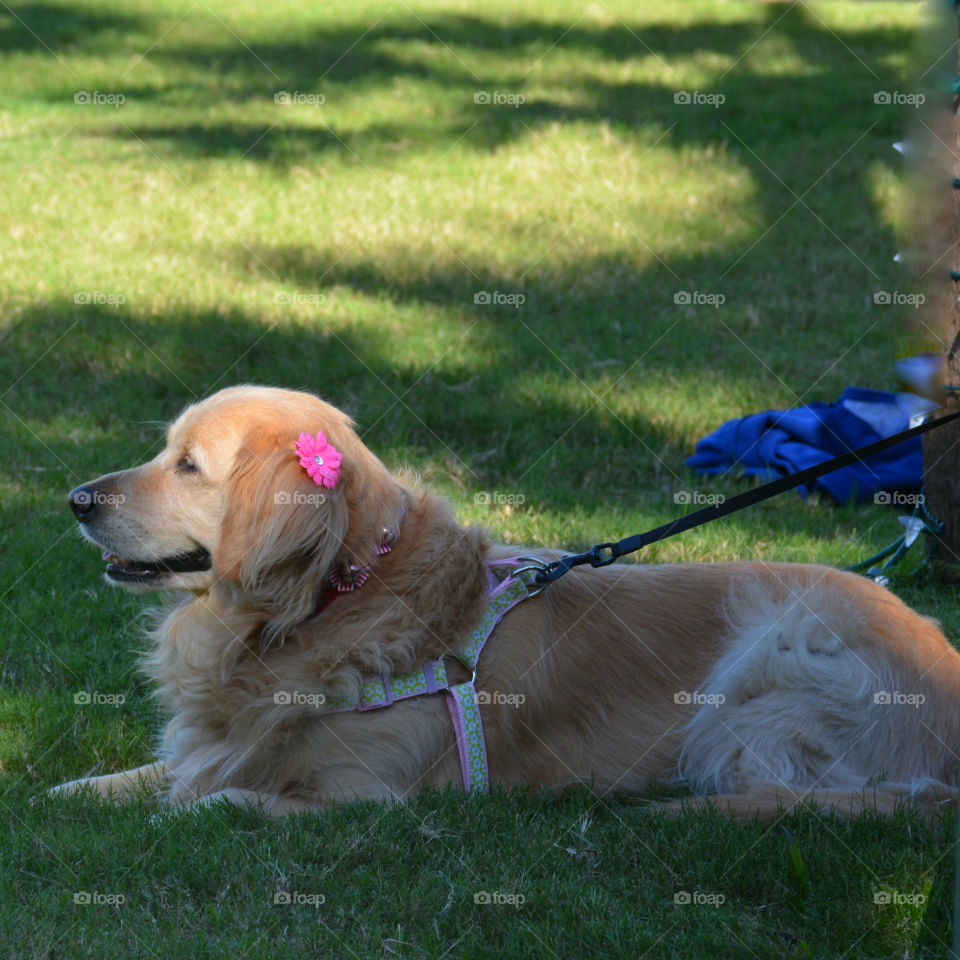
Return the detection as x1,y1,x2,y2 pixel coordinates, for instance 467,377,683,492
1,299,687,502
0,1,151,54
95,3,914,168
1,237,894,525
0,2,918,523
227,237,899,394
0,292,723,504
71,3,913,317
92,121,348,161
18,2,911,348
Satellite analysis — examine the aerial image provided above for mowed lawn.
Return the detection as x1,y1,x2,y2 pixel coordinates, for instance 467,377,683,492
2,0,957,956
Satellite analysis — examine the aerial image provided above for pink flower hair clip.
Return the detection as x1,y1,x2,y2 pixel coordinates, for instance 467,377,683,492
296,431,342,489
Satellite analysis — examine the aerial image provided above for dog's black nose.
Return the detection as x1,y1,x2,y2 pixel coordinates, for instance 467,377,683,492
69,485,96,520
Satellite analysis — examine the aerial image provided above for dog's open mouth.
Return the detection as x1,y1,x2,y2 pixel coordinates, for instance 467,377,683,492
102,547,212,583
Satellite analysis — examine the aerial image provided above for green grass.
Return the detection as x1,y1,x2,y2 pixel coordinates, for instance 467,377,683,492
1,0,957,956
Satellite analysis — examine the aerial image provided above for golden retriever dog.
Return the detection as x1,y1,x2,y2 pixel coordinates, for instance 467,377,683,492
52,385,960,820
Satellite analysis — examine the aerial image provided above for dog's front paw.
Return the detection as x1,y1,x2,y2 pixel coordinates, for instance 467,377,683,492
46,762,165,803
47,776,97,799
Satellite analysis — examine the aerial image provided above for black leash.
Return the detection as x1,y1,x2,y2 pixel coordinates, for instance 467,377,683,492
535,406,960,584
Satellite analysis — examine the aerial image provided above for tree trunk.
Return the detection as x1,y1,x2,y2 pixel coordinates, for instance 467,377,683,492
921,10,960,579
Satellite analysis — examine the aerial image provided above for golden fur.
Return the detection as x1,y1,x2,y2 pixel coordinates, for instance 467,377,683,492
52,385,960,820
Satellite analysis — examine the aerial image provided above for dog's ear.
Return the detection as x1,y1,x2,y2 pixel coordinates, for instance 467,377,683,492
214,422,406,641
214,440,349,638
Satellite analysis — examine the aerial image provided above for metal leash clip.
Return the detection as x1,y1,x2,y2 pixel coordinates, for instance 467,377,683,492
507,555,554,597
533,543,623,584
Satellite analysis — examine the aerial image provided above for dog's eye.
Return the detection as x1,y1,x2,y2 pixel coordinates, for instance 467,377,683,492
177,455,199,475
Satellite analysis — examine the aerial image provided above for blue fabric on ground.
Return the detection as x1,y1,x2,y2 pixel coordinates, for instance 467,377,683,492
685,388,935,503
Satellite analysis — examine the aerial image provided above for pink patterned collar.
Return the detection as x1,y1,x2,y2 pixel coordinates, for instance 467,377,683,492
328,527,396,592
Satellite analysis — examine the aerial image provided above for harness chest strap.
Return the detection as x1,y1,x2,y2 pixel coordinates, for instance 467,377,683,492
444,562,539,791
318,558,543,792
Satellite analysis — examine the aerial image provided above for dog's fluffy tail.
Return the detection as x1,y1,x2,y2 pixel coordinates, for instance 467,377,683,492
674,571,960,821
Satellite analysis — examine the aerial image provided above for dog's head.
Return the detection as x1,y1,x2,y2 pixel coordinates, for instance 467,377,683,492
69,385,406,632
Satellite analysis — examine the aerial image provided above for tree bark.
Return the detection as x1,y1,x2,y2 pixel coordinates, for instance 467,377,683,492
921,10,960,579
